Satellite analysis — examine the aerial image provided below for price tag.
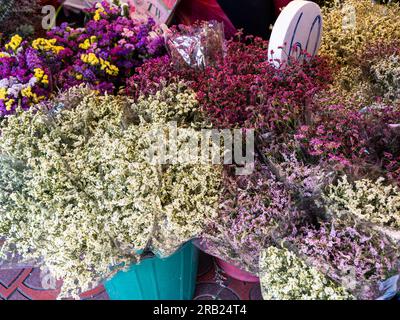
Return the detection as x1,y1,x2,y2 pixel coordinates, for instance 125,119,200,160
268,0,323,67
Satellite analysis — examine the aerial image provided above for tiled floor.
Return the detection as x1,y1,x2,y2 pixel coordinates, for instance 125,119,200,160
0,251,262,300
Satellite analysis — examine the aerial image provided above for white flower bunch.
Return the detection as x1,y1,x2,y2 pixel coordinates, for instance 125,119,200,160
259,247,353,300
324,176,400,229
370,54,400,102
0,83,221,298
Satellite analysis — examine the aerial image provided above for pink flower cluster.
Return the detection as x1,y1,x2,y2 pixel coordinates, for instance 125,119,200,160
201,160,305,274
290,219,399,299
295,102,400,184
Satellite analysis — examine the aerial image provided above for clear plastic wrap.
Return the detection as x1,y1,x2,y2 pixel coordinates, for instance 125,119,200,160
165,21,226,70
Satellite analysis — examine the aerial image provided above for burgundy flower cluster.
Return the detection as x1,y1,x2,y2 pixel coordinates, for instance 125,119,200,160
127,34,332,132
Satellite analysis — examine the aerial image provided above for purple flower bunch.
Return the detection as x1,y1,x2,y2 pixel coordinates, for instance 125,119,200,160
0,36,52,116
201,151,327,275
47,1,165,93
201,161,303,274
0,1,165,116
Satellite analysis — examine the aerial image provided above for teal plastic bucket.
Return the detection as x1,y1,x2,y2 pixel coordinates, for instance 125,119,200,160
104,242,199,300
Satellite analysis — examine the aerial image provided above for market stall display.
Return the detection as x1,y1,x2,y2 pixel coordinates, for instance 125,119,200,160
0,0,400,301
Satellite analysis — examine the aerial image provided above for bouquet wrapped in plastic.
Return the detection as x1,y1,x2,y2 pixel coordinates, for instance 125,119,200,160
165,20,225,69
199,139,328,276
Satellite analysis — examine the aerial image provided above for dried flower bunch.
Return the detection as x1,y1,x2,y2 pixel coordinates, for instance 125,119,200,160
259,247,353,300
320,0,400,68
324,176,400,230
0,84,221,298
47,0,165,93
0,36,60,116
289,218,399,300
0,0,164,117
369,54,400,102
201,161,302,275
201,149,327,276
128,33,332,131
295,101,400,184
320,0,400,101
350,40,400,104
329,40,400,105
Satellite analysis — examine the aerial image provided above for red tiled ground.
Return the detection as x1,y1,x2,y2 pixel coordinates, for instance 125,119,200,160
0,251,262,300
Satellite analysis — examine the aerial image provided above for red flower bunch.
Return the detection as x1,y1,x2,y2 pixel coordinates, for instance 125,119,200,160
127,33,332,133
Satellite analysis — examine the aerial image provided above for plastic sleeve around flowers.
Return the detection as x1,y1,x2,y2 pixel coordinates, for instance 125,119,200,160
165,20,226,70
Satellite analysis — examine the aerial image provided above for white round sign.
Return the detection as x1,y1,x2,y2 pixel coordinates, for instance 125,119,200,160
268,0,323,67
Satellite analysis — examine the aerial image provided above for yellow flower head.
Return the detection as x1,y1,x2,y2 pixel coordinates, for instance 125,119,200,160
79,36,98,50
32,38,65,55
5,34,23,52
0,88,7,100
94,7,105,21
81,53,100,66
5,99,15,111
99,58,119,77
34,68,49,85
21,86,33,99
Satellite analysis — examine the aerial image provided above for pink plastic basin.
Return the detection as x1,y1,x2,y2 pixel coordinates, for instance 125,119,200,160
216,258,259,283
